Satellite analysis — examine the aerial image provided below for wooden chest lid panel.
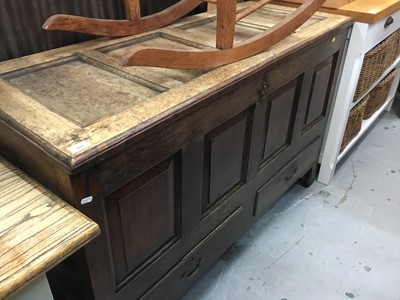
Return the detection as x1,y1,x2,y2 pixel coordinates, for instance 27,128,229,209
7,59,160,127
0,3,351,172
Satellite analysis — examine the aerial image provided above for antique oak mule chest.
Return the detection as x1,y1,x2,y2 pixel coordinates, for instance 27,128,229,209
0,3,352,299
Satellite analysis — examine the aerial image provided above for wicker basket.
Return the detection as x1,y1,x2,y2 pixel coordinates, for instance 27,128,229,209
340,97,368,151
385,30,400,68
354,30,399,100
394,29,400,59
363,68,398,119
391,30,400,61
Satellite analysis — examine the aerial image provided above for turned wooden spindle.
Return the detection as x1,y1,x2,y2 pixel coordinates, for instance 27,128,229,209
121,0,326,69
216,0,236,49
124,0,141,21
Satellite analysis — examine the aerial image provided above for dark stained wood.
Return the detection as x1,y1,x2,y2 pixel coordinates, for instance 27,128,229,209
0,6,352,299
299,163,318,187
84,70,264,300
304,56,336,128
142,206,246,299
181,139,204,236
98,73,263,196
262,78,300,161
254,137,320,216
105,156,179,283
246,28,346,202
203,111,249,212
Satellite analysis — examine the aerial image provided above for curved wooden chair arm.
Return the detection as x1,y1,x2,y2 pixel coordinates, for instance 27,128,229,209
43,0,325,69
43,0,202,36
122,0,325,69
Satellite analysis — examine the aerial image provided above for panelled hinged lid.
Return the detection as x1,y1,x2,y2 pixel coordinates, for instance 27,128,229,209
0,3,351,173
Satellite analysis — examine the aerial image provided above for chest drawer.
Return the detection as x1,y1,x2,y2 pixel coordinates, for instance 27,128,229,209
254,137,320,216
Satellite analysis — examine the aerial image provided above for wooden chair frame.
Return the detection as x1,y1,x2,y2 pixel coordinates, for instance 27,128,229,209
43,0,325,69
43,0,203,36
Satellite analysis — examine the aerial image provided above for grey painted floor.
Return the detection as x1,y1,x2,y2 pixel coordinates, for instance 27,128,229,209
182,108,400,300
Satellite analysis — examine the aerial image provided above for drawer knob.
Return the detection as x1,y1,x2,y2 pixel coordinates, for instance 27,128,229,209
181,257,202,279
284,166,298,182
384,16,394,28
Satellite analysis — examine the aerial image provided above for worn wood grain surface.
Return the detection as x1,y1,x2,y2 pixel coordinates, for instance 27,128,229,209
0,156,100,299
0,2,351,172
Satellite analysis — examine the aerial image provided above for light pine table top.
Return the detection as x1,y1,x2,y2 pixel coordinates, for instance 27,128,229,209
0,156,100,299
321,0,400,23
274,0,400,23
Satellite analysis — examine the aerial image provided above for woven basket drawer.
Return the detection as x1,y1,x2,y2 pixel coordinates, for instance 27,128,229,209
363,68,398,119
354,30,400,101
341,97,367,151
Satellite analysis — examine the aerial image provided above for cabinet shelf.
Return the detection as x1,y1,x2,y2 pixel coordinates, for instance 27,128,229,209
338,94,394,162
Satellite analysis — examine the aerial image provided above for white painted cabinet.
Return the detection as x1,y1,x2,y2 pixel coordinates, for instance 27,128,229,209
318,9,400,184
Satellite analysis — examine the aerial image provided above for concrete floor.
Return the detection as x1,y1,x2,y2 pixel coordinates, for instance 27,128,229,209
182,108,400,300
